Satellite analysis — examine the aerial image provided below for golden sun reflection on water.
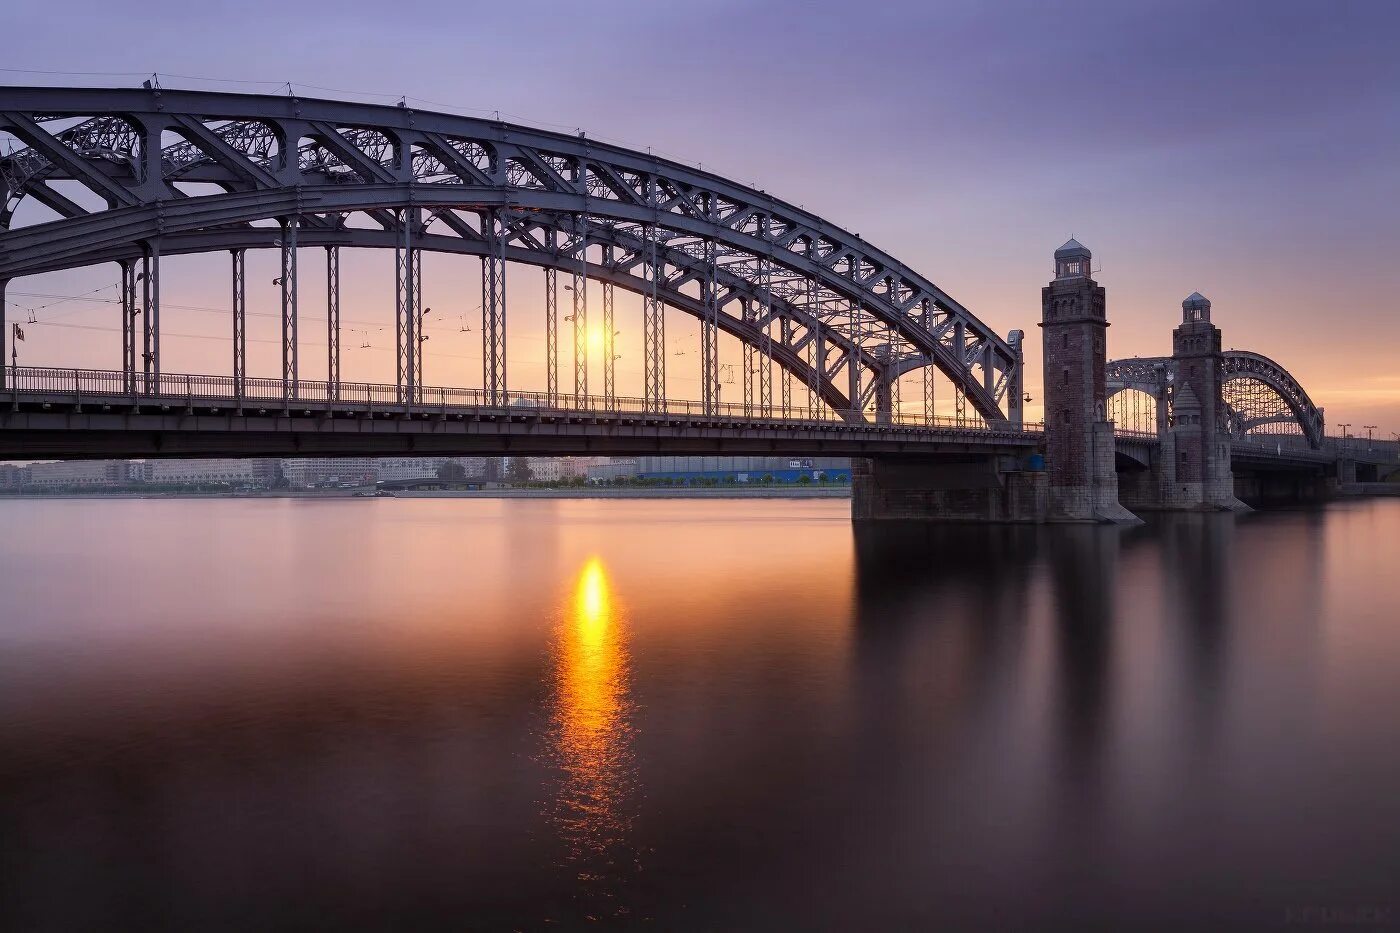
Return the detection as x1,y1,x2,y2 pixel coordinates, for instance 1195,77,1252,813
548,556,637,877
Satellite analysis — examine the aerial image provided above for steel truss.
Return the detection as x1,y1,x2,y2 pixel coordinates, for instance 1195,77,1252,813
0,85,1025,422
1107,352,1325,448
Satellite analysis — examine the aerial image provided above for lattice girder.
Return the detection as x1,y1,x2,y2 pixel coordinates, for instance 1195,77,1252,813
0,85,1018,422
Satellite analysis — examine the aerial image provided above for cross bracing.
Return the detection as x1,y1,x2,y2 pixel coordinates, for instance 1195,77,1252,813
1106,352,1326,449
0,86,1021,424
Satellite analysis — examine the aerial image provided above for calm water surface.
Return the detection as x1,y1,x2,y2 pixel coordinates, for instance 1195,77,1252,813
1,497,1398,930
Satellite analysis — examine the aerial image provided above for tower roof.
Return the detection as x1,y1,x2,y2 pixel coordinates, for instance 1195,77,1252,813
1185,291,1208,303
1054,238,1090,258
1174,380,1201,409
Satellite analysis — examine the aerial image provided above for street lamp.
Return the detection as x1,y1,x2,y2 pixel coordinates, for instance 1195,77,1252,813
1364,425,1377,451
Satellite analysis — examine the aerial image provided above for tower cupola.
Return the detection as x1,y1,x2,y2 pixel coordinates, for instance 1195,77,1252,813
1053,238,1091,280
1183,291,1211,323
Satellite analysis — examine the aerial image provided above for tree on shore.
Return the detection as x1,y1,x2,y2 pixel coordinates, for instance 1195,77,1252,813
436,460,468,482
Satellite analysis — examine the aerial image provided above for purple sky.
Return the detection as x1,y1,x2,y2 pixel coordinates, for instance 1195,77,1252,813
6,0,1399,433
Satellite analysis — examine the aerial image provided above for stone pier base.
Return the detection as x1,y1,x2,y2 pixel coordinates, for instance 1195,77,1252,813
851,456,1050,523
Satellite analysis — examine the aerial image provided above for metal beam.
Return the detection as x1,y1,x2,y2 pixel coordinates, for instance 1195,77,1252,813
326,246,340,401
544,267,558,405
231,250,246,402
279,218,298,402
482,209,507,406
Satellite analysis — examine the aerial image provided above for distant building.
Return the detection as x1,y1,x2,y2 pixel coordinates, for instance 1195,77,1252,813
586,459,640,482
0,464,28,488
634,456,851,483
25,460,131,487
526,457,601,482
142,459,258,485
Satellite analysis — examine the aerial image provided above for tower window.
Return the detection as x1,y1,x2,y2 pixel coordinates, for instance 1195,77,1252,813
1062,409,1071,424
1062,334,1069,350
1063,369,1070,386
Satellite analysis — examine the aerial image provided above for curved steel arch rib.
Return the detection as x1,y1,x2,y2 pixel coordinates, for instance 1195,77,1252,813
1106,352,1325,448
0,85,1018,423
54,218,862,415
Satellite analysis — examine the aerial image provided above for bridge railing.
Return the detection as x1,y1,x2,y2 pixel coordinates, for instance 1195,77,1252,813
4,366,1028,433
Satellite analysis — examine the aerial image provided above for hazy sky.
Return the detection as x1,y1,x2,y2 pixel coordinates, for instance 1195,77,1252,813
5,0,1399,432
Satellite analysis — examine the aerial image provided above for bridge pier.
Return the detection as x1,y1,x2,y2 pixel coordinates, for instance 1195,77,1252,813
1039,240,1140,524
851,455,1049,522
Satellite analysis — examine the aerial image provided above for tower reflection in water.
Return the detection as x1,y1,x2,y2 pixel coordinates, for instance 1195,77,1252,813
546,556,638,905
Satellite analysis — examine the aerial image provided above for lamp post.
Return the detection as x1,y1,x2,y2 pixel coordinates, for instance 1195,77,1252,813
1338,423,1351,454
1364,425,1376,451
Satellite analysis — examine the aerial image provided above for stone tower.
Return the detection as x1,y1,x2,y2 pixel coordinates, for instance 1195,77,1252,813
1169,292,1248,510
1039,240,1138,523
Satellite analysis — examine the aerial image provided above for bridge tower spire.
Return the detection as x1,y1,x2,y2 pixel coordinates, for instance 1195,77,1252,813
1169,292,1249,510
1039,239,1138,522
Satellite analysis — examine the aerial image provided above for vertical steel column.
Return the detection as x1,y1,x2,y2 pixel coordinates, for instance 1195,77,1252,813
279,217,299,402
411,247,423,399
806,277,821,419
642,226,665,413
572,219,588,405
482,209,507,406
955,385,967,426
700,238,719,415
1006,330,1024,429
742,297,756,417
544,267,558,405
922,356,934,425
231,250,246,401
141,242,159,394
119,261,136,394
759,255,773,418
0,277,6,392
394,208,415,404
601,252,615,407
847,348,861,421
325,246,340,402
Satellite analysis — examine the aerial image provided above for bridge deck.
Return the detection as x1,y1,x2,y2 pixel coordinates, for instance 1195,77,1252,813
0,367,1040,460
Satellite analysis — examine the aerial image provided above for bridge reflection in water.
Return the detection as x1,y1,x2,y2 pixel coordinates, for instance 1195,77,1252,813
545,557,639,911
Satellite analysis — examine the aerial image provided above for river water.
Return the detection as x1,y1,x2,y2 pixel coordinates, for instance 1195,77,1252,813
1,497,1397,930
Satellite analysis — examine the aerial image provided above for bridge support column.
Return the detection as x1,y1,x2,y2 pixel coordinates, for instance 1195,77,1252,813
641,227,665,413
119,261,137,395
325,246,339,402
482,210,507,406
141,242,160,394
0,277,6,393
395,209,416,406
279,218,298,403
572,218,588,406
545,267,559,406
1039,240,1140,523
231,250,245,404
601,274,615,408
700,238,719,415
851,455,1049,522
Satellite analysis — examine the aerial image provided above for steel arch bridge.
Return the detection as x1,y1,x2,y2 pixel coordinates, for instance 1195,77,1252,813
0,85,1024,427
1106,351,1326,448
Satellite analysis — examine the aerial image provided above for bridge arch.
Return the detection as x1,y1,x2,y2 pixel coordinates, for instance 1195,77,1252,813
0,86,1021,424
1106,351,1325,448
